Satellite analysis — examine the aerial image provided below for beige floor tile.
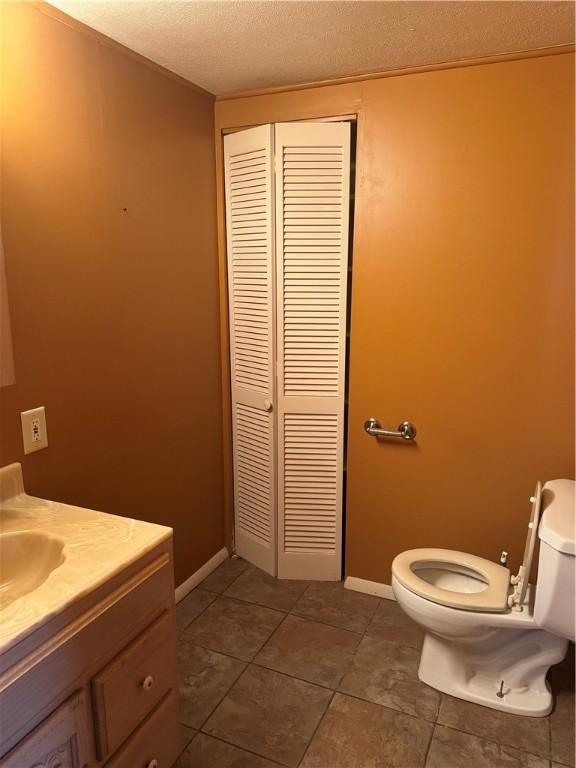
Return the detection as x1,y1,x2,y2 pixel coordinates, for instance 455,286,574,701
300,692,432,768
199,557,249,593
203,665,332,767
177,639,246,728
255,614,361,688
225,567,309,612
291,581,379,633
426,725,550,768
437,694,550,757
183,596,284,661
176,588,217,633
366,598,425,649
339,633,440,720
175,733,279,767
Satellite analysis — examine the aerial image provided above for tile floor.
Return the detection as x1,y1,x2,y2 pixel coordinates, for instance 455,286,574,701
173,557,575,768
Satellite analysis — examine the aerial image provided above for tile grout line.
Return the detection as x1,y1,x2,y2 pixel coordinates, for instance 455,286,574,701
201,560,251,596
421,721,437,768
194,730,288,767
203,591,288,618
221,590,300,615
252,611,293,663
173,724,197,763
435,721,554,762
176,588,219,634
288,609,377,636
331,688,440,726
296,689,337,768
251,656,346,694
190,657,249,732
222,571,311,612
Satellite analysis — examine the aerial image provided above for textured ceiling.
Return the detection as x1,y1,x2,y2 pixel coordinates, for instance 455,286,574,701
47,1,575,95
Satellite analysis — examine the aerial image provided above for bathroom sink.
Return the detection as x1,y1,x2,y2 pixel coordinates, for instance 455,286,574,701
0,531,65,609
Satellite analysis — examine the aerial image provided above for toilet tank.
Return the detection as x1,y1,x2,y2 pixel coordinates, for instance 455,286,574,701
534,479,575,641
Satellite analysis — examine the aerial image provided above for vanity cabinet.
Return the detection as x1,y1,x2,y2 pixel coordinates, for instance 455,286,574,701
0,691,91,768
0,539,180,768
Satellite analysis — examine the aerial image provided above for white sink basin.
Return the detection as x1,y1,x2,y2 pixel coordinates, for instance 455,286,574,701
0,531,65,609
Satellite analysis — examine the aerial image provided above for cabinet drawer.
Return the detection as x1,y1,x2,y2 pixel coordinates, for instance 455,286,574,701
104,691,180,768
92,611,175,759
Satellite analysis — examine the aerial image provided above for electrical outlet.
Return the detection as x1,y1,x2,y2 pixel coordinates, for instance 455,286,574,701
20,406,49,454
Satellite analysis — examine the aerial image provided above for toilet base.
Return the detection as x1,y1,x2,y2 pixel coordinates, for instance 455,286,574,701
418,628,568,716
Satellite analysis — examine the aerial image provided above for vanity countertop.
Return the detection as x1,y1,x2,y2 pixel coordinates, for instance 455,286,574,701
0,463,172,655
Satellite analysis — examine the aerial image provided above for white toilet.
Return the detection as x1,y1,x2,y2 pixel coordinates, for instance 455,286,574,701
391,479,575,716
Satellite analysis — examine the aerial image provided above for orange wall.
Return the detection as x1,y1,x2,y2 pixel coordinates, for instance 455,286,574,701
0,2,224,586
216,52,575,582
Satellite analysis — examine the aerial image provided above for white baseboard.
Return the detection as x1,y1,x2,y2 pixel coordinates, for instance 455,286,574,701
344,576,396,601
175,546,229,603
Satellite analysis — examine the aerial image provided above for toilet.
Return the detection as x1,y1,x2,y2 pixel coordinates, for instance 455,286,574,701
391,479,575,716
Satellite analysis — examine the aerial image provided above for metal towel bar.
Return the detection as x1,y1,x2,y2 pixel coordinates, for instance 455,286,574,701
364,417,417,441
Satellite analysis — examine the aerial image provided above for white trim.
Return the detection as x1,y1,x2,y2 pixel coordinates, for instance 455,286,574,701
175,547,229,603
344,576,396,601
299,114,357,123
221,115,357,135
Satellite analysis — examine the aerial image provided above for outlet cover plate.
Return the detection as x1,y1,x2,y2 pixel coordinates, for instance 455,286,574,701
20,406,49,454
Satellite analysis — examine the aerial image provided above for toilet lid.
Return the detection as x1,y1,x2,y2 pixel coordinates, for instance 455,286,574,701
512,481,543,608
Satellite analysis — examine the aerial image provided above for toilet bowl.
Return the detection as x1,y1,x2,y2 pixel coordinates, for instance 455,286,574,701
392,479,575,716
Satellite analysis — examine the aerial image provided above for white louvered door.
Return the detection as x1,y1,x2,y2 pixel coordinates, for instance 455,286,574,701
275,122,350,580
224,121,351,580
224,125,276,576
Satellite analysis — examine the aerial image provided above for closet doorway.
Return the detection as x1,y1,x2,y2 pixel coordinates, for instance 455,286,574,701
223,120,355,581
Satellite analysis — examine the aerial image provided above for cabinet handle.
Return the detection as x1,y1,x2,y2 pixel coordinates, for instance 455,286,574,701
146,760,158,768
142,675,154,691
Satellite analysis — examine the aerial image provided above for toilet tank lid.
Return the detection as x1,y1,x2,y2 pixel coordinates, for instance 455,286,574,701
539,479,575,555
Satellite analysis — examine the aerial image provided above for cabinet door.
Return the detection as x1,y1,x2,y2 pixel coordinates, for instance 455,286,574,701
224,124,277,575
275,122,351,580
0,691,91,768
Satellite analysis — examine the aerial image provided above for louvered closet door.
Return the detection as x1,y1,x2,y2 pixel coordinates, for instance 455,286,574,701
224,125,276,576
275,122,351,580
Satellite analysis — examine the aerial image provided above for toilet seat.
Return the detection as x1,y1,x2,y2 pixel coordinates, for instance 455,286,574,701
392,548,511,612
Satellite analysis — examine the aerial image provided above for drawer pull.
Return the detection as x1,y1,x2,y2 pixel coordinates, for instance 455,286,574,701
146,760,158,768
142,676,154,691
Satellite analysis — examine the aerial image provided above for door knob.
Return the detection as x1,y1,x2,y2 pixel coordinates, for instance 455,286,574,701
264,399,273,412
364,418,417,441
